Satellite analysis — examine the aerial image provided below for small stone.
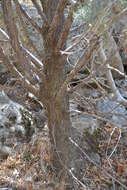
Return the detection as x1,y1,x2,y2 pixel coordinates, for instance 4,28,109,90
0,145,11,159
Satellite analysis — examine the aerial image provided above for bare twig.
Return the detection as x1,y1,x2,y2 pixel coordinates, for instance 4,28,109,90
107,65,127,78
16,0,42,34
106,127,121,160
69,169,87,189
69,137,127,190
2,1,45,87
14,0,42,57
40,0,47,11
0,28,9,40
0,45,38,97
57,36,99,99
98,40,127,106
56,2,78,50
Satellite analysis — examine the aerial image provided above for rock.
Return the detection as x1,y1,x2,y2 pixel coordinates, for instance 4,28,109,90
7,84,27,106
0,102,22,125
0,90,47,147
112,115,127,127
72,114,99,134
15,125,25,137
0,145,11,159
0,92,29,147
0,91,10,105
96,96,126,114
96,96,127,127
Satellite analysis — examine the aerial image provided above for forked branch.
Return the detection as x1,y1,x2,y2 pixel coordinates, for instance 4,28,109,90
2,1,45,86
47,0,68,41
57,35,99,99
56,1,78,50
31,0,49,26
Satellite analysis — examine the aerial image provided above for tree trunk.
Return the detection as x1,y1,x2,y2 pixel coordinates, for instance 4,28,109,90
41,1,79,188
39,51,77,189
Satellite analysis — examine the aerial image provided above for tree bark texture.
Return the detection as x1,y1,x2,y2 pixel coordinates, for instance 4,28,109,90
40,1,77,188
1,1,83,189
39,44,76,189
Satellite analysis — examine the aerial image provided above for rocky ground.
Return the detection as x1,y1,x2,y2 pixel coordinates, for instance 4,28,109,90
0,2,127,190
0,71,127,189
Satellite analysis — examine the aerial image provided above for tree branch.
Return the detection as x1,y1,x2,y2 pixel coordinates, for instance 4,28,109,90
0,26,44,80
56,2,78,50
57,35,99,99
40,0,47,11
98,41,127,106
0,45,39,97
0,28,9,40
16,0,42,34
21,46,46,81
21,46,43,68
47,0,68,41
31,0,49,26
14,0,42,58
2,1,43,85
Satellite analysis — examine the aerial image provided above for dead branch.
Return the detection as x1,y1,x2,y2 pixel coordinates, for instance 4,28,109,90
0,28,9,40
40,0,47,11
0,26,44,80
2,1,31,81
2,1,44,86
69,137,127,190
111,6,127,24
21,46,43,68
16,0,42,34
107,65,127,78
57,36,99,99
106,127,121,160
56,2,78,50
14,0,42,57
0,45,38,97
47,0,68,41
98,40,127,106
